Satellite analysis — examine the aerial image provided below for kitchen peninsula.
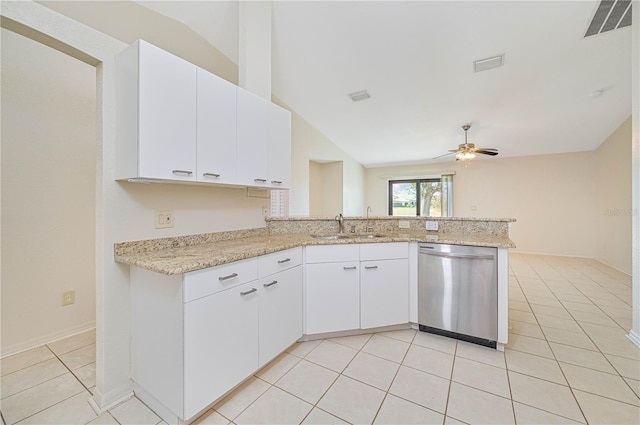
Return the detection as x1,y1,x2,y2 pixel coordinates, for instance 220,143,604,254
115,216,515,424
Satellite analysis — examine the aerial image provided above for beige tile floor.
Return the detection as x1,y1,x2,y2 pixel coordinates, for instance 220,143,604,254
1,253,638,424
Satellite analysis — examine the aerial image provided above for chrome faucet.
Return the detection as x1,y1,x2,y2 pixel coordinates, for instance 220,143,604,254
366,206,373,233
336,213,345,234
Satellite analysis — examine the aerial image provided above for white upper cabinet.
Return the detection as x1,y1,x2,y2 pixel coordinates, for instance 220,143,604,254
196,68,237,184
268,103,292,188
236,89,269,187
116,40,197,182
116,40,291,189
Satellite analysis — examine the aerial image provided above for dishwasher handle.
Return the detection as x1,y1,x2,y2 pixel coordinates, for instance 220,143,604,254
420,250,495,260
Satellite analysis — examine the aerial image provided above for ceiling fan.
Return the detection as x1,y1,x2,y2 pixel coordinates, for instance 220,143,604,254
433,124,499,162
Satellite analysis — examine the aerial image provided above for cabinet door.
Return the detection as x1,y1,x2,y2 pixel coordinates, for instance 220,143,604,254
361,259,409,329
305,262,360,334
259,266,303,366
236,89,268,186
138,41,197,181
267,103,291,189
184,281,259,419
196,68,237,184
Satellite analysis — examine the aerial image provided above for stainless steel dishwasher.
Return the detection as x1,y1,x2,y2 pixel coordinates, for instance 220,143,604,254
418,243,498,348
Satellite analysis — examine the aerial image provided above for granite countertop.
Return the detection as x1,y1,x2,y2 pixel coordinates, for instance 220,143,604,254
115,231,516,275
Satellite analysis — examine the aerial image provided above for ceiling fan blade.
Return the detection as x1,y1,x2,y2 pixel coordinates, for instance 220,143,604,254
432,152,455,159
448,149,460,153
477,147,498,151
475,150,499,156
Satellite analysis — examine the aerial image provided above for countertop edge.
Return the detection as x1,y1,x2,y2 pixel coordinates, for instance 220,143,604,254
115,233,516,275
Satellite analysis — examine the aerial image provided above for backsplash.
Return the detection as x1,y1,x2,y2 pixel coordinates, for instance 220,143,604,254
115,217,515,256
266,216,515,237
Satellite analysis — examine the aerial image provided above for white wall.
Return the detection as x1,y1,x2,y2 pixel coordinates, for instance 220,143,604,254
309,161,343,216
630,0,639,346
595,117,632,274
37,0,238,85
365,151,599,258
1,29,97,355
285,101,365,216
3,0,368,409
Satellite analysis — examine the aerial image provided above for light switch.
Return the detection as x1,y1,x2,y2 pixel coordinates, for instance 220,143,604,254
426,221,439,231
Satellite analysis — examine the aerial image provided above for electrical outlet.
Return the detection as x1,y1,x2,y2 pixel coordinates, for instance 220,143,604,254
155,210,174,228
426,221,439,231
262,206,269,218
62,290,75,306
398,220,410,229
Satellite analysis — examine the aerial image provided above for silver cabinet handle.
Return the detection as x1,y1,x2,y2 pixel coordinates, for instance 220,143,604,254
240,288,257,296
172,170,193,175
364,265,378,270
271,180,282,184
218,273,238,281
254,178,267,183
263,280,278,288
343,266,357,270
203,173,220,178
277,258,291,264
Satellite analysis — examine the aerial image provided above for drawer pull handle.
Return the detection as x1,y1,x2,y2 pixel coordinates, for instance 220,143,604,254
172,169,193,175
240,288,257,296
263,280,278,288
277,258,291,264
365,266,378,270
271,180,282,184
203,173,220,178
254,178,267,183
343,266,357,270
218,273,238,281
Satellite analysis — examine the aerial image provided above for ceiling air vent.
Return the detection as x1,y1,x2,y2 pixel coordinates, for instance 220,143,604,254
348,90,371,102
473,55,504,73
585,0,632,37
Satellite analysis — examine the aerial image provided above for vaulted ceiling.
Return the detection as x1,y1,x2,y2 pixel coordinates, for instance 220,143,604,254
136,1,632,168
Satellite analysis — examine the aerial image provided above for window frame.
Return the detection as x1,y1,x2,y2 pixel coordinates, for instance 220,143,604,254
388,178,443,217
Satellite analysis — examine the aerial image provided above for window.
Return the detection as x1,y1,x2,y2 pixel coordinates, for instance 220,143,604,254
388,176,453,217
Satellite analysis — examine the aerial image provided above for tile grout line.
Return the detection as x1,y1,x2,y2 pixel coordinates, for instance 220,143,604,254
511,267,589,423
520,255,623,423
440,335,460,424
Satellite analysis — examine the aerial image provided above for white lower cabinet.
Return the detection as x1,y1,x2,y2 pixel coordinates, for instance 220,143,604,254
305,261,360,334
304,242,410,335
361,258,409,329
130,248,302,423
184,281,259,418
259,266,303,365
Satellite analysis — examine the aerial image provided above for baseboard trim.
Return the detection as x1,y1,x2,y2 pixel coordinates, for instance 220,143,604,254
510,250,594,259
1,322,96,358
90,382,134,414
594,258,632,277
627,330,640,348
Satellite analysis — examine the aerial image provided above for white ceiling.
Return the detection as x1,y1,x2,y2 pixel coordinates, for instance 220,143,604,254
135,1,632,168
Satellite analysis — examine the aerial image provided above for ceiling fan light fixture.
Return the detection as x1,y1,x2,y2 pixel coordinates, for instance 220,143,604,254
456,151,476,161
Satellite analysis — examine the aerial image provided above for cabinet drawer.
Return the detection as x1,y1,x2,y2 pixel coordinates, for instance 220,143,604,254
183,258,258,302
305,244,359,264
258,247,302,277
359,242,408,261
